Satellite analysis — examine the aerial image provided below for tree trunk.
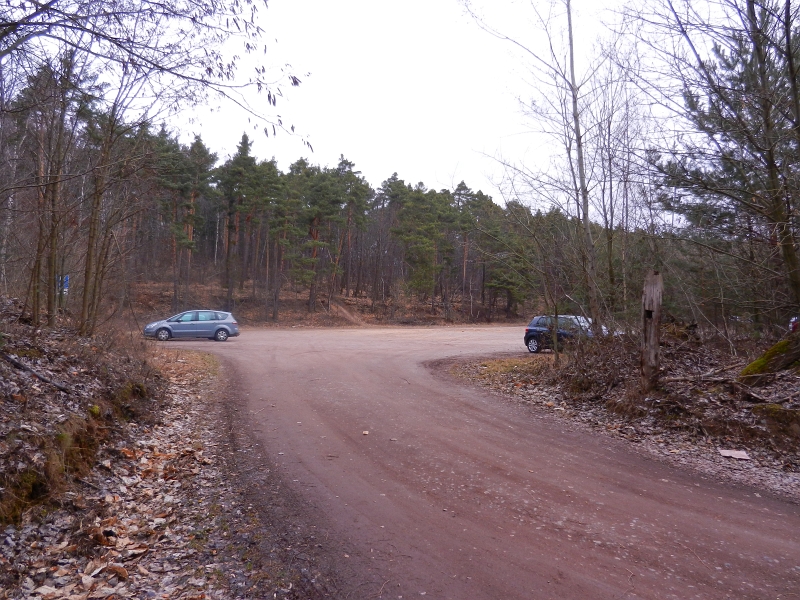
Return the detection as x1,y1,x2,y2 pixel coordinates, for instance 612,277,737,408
605,118,615,313
640,270,663,392
308,216,319,312
566,0,602,332
80,123,113,337
747,0,800,309
224,203,237,311
171,194,179,311
272,232,284,322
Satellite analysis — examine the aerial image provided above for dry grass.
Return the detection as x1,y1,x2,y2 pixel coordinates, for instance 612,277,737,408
475,355,556,377
451,354,561,390
146,346,220,386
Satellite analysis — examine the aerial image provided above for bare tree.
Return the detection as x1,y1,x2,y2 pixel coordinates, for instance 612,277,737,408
464,1,663,325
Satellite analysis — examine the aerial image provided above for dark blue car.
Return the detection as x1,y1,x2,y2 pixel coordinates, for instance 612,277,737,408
524,315,593,353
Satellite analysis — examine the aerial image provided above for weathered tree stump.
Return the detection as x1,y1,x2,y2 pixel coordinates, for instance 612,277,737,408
641,271,663,392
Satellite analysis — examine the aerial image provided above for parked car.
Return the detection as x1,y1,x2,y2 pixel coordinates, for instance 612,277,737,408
791,316,799,333
524,315,593,353
143,310,240,341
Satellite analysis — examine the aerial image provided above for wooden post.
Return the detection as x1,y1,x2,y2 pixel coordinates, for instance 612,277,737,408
641,270,663,392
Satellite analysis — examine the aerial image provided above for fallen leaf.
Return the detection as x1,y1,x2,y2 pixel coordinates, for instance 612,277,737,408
101,564,128,580
34,585,58,599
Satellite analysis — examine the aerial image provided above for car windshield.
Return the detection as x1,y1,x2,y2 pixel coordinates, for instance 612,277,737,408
570,316,591,329
557,317,580,329
528,315,592,329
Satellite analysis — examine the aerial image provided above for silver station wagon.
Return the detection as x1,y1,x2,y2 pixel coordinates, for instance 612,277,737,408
143,310,240,342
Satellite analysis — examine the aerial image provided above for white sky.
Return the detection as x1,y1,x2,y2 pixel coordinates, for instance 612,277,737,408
185,0,614,201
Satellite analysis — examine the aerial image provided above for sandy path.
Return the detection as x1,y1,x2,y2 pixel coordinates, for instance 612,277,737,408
182,326,800,599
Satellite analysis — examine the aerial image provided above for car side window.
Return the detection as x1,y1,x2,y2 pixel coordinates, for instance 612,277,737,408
198,311,215,321
215,312,227,320
178,312,195,322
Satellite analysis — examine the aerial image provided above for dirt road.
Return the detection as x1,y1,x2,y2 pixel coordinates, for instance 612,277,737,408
183,326,800,599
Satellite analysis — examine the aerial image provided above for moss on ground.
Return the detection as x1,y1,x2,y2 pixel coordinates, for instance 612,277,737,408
740,340,790,377
739,333,800,384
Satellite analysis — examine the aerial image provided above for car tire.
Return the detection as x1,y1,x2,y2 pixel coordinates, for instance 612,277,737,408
156,328,171,342
527,337,540,353
214,329,229,342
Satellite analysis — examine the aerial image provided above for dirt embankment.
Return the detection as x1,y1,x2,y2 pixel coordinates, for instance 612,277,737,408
0,299,337,600
130,281,529,331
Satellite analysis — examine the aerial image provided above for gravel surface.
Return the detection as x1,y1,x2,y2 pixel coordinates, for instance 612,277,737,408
448,352,800,504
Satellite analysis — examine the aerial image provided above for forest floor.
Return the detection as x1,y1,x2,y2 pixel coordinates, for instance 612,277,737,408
0,300,336,600
129,282,528,330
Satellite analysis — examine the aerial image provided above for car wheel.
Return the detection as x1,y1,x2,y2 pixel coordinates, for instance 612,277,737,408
156,328,171,342
214,329,229,342
527,337,540,353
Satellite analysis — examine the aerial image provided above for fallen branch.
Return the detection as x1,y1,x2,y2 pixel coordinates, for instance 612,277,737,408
1,352,71,393
676,541,712,571
661,375,731,384
740,389,771,403
661,363,746,384
734,381,772,403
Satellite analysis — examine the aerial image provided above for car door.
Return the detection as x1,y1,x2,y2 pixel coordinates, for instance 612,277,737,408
538,316,554,346
195,311,217,337
557,317,574,343
170,311,196,338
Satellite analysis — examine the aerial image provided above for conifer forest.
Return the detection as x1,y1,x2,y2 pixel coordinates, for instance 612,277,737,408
1,0,799,336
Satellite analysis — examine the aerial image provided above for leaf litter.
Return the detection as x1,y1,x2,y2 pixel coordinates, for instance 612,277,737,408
0,297,335,599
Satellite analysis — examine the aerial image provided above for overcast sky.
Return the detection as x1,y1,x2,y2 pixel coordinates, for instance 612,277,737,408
186,0,611,201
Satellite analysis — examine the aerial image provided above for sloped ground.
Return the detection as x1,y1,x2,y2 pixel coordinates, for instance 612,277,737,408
0,301,336,600
131,282,528,330
450,331,800,502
